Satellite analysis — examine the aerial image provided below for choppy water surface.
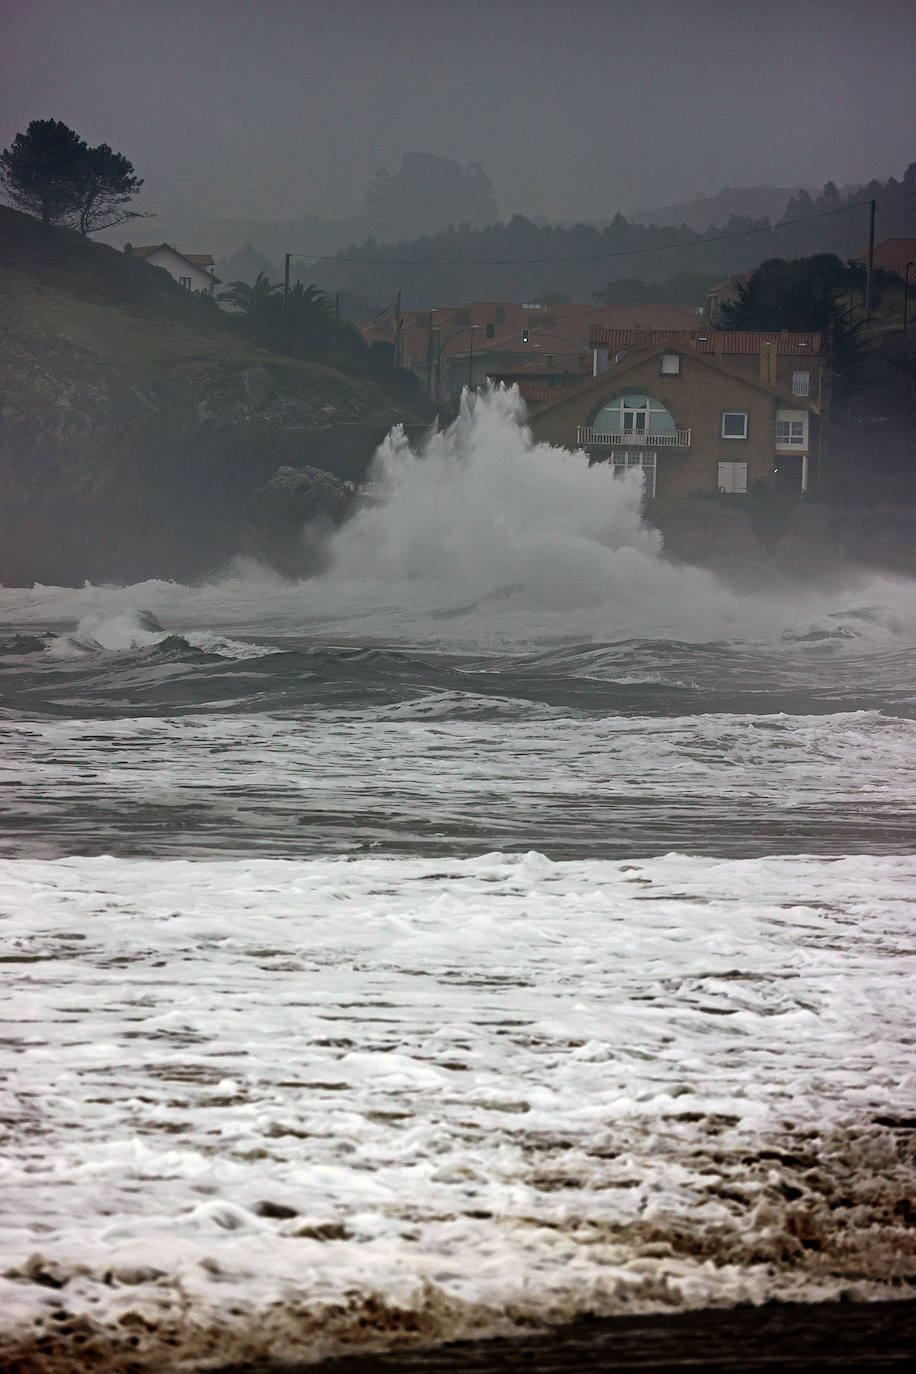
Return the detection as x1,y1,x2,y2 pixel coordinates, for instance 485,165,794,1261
0,390,914,1371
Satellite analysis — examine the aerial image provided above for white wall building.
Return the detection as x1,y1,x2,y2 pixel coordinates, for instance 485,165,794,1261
124,243,218,294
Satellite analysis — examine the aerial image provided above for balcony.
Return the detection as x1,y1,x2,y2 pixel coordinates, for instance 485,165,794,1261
577,427,691,448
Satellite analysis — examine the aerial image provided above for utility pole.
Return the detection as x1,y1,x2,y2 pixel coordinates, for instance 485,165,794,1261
426,312,435,398
865,199,875,321
393,289,402,374
283,253,291,316
432,325,441,404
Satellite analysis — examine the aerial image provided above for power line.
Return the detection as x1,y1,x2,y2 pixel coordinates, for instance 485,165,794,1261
284,201,870,271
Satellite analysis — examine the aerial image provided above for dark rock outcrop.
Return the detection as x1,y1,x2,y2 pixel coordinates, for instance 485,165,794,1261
243,465,355,575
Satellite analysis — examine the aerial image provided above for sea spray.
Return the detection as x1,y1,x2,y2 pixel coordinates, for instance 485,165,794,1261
1,385,915,649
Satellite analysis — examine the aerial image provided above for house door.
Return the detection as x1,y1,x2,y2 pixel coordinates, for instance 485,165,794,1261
622,402,648,438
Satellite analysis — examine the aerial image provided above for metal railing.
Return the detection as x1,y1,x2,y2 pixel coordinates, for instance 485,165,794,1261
577,427,691,448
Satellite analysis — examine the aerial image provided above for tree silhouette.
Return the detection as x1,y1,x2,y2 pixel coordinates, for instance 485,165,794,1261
75,142,144,234
366,153,497,240
0,120,84,226
0,119,144,233
720,255,867,400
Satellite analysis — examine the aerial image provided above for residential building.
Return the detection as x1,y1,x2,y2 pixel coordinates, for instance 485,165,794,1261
527,329,825,500
358,301,703,401
124,243,219,294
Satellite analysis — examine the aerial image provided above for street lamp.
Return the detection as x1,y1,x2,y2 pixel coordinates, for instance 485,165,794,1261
904,262,914,333
435,324,480,404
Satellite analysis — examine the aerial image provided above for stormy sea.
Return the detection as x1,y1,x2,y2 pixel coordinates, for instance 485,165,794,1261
1,388,914,1372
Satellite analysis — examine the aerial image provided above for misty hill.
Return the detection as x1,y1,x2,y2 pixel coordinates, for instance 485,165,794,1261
309,159,915,311
0,207,424,586
628,186,812,232
100,153,501,287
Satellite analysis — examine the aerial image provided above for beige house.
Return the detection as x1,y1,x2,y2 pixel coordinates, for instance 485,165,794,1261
528,329,825,499
124,243,219,294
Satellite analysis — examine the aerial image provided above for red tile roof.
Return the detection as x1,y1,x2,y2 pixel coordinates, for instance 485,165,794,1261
589,327,822,355
359,301,704,373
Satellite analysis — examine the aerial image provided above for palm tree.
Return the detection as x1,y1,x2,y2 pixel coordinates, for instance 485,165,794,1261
218,271,281,316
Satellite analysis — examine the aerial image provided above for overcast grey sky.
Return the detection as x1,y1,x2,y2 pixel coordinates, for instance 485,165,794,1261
2,0,914,226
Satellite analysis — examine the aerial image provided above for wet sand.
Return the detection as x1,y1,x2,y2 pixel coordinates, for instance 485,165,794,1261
219,1298,916,1372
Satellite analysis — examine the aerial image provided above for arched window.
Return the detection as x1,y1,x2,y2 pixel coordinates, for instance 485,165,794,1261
590,393,677,438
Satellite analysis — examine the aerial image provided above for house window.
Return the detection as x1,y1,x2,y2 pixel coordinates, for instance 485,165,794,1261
660,353,680,375
592,393,677,438
792,370,810,397
178,276,192,289
718,461,748,493
722,411,748,438
486,323,495,339
775,409,809,449
495,306,506,323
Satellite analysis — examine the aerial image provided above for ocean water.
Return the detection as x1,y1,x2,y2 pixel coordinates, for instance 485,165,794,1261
1,388,914,1370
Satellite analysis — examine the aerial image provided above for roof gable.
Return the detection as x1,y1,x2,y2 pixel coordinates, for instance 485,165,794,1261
126,243,215,270
528,338,818,420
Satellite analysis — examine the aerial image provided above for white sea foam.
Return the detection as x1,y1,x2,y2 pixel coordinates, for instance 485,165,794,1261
0,850,913,1366
1,388,915,650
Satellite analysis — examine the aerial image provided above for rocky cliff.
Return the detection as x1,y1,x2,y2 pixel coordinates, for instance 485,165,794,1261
0,208,425,586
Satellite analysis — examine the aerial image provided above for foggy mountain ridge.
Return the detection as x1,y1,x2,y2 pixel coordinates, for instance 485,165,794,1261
626,185,817,233
302,160,916,312
128,158,913,308
102,153,501,277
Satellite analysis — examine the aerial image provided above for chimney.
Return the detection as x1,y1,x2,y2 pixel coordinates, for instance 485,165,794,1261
760,340,776,384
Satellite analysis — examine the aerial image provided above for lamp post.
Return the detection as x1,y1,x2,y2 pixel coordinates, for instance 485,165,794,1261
904,262,914,333
527,331,585,376
435,324,480,404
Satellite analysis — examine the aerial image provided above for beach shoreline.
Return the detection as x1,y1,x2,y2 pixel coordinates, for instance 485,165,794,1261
223,1297,916,1372
5,1296,914,1374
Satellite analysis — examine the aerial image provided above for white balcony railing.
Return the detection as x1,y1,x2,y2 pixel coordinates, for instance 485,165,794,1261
577,427,691,448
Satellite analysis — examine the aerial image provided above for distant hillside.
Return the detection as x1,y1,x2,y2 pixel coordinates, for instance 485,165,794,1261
0,208,423,585
628,186,812,231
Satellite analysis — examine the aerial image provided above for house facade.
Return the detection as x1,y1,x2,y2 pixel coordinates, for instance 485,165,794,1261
124,243,218,293
527,329,825,499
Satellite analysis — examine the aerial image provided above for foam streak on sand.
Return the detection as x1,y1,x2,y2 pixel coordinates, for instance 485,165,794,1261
0,852,914,1369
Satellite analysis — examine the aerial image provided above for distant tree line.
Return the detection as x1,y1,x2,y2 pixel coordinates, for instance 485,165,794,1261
0,119,144,234
305,163,915,311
